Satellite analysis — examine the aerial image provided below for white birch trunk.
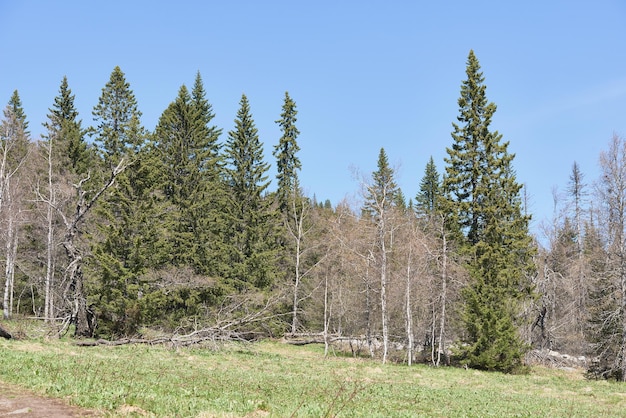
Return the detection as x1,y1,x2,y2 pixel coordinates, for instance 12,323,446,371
436,224,448,367
380,217,389,364
405,246,413,366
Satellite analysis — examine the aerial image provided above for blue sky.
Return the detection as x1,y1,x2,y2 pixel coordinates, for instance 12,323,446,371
1,1,625,240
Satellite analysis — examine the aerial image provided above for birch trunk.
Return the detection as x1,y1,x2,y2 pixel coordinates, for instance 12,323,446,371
44,135,55,322
380,217,389,364
436,224,448,367
405,245,413,366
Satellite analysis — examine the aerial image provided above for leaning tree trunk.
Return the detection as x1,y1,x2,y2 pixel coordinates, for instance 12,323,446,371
56,160,127,338
64,235,92,337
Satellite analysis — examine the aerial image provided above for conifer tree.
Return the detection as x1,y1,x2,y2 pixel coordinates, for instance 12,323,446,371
416,156,440,217
153,81,223,274
273,92,301,213
92,66,143,166
443,50,535,372
90,66,153,336
44,76,91,174
223,94,278,289
8,90,29,135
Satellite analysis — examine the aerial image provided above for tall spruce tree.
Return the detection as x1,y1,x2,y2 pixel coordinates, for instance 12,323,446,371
90,67,153,337
153,80,223,274
223,94,278,289
443,50,535,373
273,92,301,213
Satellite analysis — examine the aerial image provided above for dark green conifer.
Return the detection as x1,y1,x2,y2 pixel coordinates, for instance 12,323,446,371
153,80,224,274
443,51,535,373
90,67,154,337
8,90,29,135
223,94,278,289
273,92,301,213
44,76,91,175
92,66,143,166
416,156,440,216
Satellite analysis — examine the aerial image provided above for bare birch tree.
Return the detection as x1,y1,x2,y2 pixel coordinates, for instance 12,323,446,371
589,133,626,380
0,107,29,319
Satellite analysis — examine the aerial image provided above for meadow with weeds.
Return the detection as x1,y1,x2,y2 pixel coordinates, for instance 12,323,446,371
0,326,625,416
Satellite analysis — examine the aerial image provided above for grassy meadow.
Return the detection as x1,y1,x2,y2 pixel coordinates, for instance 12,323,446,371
0,328,625,416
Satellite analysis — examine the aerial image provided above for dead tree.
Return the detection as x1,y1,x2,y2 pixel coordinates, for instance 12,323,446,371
54,159,127,337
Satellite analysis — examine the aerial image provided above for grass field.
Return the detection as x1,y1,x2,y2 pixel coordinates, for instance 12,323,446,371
0,332,625,417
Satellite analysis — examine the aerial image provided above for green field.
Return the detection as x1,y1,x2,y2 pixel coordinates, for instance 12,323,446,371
0,335,625,417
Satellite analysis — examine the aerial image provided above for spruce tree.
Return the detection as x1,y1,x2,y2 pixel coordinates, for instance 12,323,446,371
153,81,224,274
44,76,91,175
443,50,535,373
8,90,29,135
90,67,154,336
92,66,143,166
416,156,440,217
273,91,301,213
223,94,278,289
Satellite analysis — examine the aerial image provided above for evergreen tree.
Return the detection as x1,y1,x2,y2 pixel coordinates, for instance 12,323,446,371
443,50,535,373
90,67,154,336
8,90,29,135
92,66,143,166
364,148,400,216
416,156,441,217
273,91,301,212
153,81,224,274
223,94,278,289
44,76,91,175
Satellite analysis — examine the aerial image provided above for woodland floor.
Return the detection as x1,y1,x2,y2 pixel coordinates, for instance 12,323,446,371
0,381,99,417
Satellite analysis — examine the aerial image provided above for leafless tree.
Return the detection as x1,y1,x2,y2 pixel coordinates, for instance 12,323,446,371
0,107,29,319
591,133,626,380
42,159,127,336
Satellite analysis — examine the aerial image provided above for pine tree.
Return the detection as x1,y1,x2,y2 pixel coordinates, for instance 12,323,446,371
223,94,278,289
273,91,301,213
443,50,535,373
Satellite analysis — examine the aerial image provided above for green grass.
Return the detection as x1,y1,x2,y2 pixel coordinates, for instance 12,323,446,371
0,335,625,417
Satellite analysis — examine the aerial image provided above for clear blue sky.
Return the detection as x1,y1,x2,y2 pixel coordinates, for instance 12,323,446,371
1,1,625,240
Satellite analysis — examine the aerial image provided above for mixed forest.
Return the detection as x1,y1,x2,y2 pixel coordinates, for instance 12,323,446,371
1,50,626,380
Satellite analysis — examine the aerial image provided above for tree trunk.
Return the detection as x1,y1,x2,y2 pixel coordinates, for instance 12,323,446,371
291,221,302,335
44,136,55,322
365,259,374,358
323,271,330,357
405,245,413,366
436,225,448,367
380,220,389,365
3,216,17,319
